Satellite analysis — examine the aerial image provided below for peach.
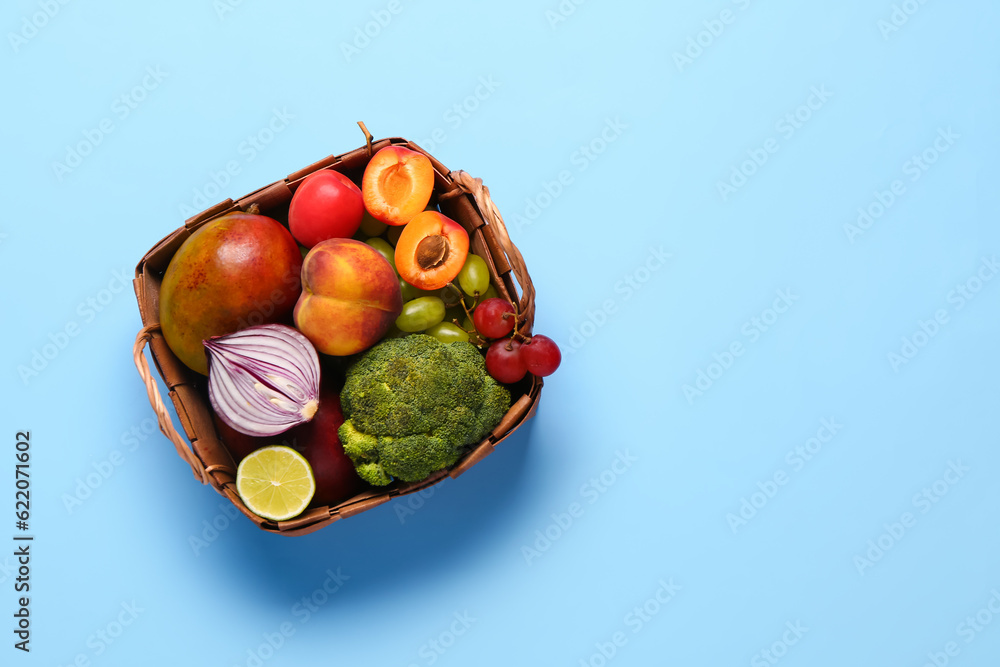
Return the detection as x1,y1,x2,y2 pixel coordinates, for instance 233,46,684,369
362,146,434,226
394,211,469,290
293,238,403,356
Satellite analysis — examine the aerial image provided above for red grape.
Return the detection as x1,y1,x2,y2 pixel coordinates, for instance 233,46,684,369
520,335,561,377
485,339,526,383
473,298,516,339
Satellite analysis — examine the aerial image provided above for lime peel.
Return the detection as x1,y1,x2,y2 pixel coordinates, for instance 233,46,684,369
236,445,315,522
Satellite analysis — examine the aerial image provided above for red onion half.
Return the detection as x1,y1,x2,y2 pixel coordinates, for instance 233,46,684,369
204,324,321,437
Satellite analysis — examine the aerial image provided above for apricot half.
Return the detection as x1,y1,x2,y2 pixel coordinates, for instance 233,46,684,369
362,146,434,226
394,211,469,290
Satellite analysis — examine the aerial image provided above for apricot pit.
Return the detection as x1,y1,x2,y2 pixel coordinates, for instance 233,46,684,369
394,211,469,291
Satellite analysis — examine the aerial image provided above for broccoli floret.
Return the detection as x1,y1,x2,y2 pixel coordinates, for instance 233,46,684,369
338,335,511,485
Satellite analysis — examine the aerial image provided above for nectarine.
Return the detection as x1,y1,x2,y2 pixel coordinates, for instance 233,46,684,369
294,239,403,356
288,169,364,247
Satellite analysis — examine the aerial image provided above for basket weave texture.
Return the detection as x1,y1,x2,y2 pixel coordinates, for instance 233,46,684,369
132,134,542,536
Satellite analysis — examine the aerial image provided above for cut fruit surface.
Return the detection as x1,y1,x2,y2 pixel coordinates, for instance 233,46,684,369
394,211,470,290
362,146,434,226
236,445,316,521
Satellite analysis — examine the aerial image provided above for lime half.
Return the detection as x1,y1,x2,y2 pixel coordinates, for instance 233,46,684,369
236,445,316,521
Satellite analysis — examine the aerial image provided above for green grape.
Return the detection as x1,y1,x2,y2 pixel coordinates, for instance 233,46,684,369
365,238,396,271
395,296,446,332
400,278,419,302
444,305,466,325
425,322,469,344
359,211,387,237
438,284,465,307
383,324,408,339
401,278,437,302
458,254,490,297
386,224,405,246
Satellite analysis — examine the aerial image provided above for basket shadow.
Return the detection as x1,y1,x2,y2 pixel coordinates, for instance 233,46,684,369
205,418,536,610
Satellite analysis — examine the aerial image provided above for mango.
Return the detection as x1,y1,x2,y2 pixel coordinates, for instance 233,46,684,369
159,211,302,375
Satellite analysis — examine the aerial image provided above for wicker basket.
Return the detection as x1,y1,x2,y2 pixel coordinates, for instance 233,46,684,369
132,124,542,536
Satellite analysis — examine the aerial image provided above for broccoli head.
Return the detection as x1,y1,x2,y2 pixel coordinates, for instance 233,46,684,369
338,334,511,485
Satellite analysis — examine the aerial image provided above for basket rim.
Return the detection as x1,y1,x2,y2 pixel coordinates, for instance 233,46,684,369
132,134,542,536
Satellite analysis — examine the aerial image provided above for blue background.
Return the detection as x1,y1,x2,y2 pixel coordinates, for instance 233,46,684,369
3,0,1000,665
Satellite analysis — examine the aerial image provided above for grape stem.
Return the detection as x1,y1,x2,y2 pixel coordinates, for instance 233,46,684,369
445,282,526,350
443,283,488,346
451,318,487,346
507,296,525,349
445,282,477,321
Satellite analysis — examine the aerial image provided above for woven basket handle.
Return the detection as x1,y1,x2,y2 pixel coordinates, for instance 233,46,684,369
133,325,209,483
446,170,536,328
